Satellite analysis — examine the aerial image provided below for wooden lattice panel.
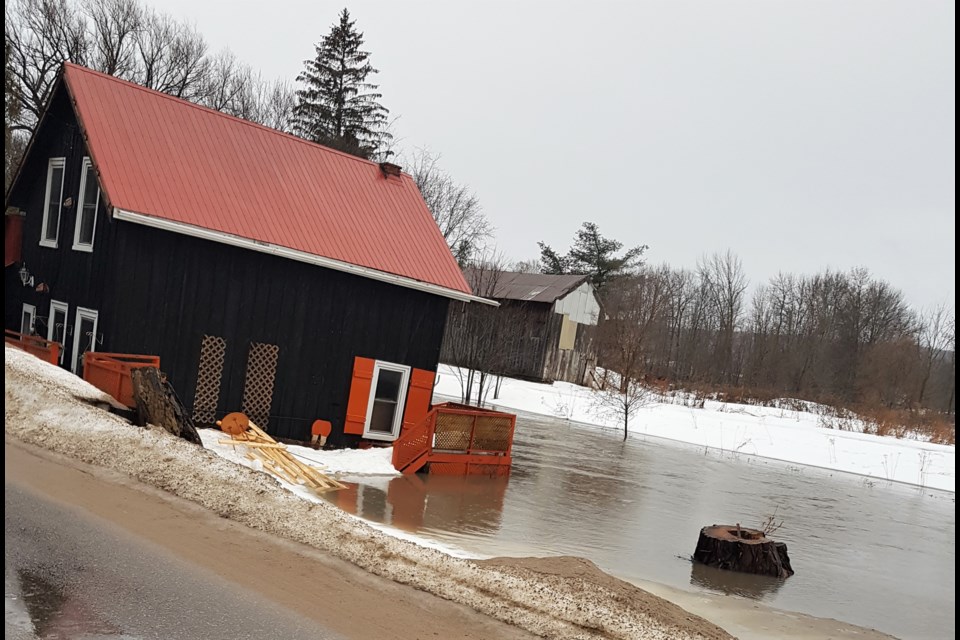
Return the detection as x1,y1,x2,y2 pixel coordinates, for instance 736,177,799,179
433,413,473,451
241,342,279,429
192,335,225,424
472,416,514,452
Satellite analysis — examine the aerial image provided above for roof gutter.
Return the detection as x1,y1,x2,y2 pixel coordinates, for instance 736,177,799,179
113,209,498,306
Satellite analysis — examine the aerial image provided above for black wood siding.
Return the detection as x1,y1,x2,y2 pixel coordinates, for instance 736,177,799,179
6,83,451,444
6,86,117,339
103,222,450,443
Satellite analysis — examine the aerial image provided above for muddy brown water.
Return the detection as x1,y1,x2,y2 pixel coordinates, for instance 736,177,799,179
328,410,956,640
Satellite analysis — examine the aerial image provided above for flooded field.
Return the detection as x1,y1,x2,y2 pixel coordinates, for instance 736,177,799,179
329,412,956,640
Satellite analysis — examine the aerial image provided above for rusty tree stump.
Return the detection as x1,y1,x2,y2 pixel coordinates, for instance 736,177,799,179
693,525,794,578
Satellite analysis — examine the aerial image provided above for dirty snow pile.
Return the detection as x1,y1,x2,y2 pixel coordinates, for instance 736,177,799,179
434,365,956,492
4,345,730,640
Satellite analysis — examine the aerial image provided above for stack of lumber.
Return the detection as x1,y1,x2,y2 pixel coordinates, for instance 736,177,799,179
216,412,345,492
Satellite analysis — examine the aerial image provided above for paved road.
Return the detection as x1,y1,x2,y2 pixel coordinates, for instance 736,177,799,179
5,480,340,640
4,441,534,640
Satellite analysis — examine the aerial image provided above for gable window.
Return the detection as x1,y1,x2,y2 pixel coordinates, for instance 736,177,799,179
48,300,69,365
21,304,36,335
362,361,411,441
72,157,99,251
40,157,66,248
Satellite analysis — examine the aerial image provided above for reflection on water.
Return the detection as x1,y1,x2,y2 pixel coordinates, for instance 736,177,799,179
688,561,784,599
8,567,128,639
331,474,510,536
330,409,955,640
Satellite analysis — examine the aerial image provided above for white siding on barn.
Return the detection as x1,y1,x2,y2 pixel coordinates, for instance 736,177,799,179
553,282,600,325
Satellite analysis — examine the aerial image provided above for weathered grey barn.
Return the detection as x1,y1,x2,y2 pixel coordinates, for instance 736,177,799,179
441,271,601,384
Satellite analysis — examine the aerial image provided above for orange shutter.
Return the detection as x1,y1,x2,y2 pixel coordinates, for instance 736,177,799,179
344,357,375,435
402,368,435,433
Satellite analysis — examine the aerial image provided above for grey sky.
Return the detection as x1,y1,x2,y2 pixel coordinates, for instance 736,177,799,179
152,0,954,309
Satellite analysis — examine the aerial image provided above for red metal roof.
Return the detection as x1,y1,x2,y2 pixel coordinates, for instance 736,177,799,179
61,63,471,296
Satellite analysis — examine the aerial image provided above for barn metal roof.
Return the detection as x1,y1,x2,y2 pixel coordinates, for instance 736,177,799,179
60,63,476,300
464,269,591,303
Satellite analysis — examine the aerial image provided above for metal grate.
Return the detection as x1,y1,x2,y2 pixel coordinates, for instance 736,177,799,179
241,342,279,429
192,335,225,424
433,413,473,451
472,416,513,452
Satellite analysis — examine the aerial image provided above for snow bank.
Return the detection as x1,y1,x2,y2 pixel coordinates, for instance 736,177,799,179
434,365,955,492
5,345,728,640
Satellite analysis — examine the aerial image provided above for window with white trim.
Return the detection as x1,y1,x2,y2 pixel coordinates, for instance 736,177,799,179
362,361,411,441
21,304,36,335
40,157,66,248
73,157,99,251
71,307,99,375
48,300,69,365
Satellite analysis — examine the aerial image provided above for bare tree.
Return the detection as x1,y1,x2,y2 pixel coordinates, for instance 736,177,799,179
83,0,141,77
6,0,297,137
698,250,749,384
591,370,655,441
240,76,297,132
596,268,670,385
405,147,491,265
915,304,954,405
441,252,522,406
6,0,89,133
5,38,27,190
510,259,540,274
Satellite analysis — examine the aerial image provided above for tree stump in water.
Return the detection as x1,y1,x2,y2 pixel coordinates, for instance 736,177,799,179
131,367,202,445
693,525,794,578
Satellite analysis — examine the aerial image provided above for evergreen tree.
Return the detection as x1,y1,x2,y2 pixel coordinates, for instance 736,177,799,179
538,222,647,291
293,9,390,159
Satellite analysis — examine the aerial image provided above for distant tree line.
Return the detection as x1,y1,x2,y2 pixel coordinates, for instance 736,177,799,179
599,255,954,419
538,224,954,428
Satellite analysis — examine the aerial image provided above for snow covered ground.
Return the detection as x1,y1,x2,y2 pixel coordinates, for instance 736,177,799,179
199,429,399,477
433,365,956,492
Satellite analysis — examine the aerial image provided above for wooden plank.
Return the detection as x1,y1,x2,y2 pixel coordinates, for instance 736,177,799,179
217,439,286,449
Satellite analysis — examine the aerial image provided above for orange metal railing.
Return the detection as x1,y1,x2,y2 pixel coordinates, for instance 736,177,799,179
392,402,516,475
4,329,61,366
82,352,160,408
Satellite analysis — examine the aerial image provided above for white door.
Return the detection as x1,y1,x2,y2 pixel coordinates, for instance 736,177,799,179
362,361,411,441
71,307,98,374
47,300,69,365
20,304,36,335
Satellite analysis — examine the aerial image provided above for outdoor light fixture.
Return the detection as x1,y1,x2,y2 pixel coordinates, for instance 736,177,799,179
18,264,34,288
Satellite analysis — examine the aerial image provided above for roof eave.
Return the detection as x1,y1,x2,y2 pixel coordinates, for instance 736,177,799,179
113,209,498,306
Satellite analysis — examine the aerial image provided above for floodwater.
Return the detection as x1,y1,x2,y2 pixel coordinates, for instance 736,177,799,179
329,411,956,640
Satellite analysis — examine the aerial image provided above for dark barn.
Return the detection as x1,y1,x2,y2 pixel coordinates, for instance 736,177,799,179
5,63,488,446
441,271,601,385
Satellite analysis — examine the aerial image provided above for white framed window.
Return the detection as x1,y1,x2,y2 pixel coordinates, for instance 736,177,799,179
71,307,99,374
48,300,69,365
362,361,411,441
40,157,66,248
21,304,36,335
72,157,99,251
